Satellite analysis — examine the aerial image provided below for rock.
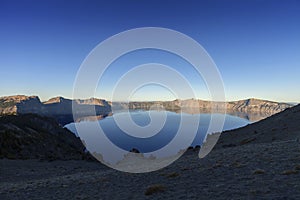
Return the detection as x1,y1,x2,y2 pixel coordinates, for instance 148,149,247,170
253,169,265,174
129,148,140,153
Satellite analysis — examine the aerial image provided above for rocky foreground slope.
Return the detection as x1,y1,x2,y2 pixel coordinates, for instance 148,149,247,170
216,103,300,148
0,114,91,160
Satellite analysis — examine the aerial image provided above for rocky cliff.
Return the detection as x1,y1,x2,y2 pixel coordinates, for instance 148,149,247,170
0,95,292,124
224,98,291,114
112,98,291,115
0,95,112,117
0,95,42,115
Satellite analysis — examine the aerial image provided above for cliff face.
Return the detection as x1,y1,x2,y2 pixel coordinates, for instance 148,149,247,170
112,98,291,115
225,98,291,114
0,96,292,122
0,95,112,117
0,95,42,115
177,98,291,114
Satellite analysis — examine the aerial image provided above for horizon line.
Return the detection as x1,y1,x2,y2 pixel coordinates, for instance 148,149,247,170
0,94,298,104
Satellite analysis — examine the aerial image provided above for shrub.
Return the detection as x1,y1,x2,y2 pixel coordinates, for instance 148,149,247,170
253,169,265,174
294,165,300,170
144,184,166,196
281,170,299,175
166,172,180,178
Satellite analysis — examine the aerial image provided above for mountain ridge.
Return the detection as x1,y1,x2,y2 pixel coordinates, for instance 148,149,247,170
0,95,292,124
112,97,292,114
0,95,111,116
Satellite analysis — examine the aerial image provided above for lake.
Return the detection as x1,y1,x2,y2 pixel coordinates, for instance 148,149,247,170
65,110,252,165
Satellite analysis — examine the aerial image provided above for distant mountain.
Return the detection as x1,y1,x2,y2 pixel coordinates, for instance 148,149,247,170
0,114,92,160
112,98,291,114
0,95,292,124
0,95,111,124
0,95,42,114
286,102,299,106
216,103,300,148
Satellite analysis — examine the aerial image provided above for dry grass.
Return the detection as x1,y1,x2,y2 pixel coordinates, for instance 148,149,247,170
166,172,180,178
281,170,299,175
232,161,245,168
240,137,256,145
144,184,166,196
212,163,222,169
160,172,180,178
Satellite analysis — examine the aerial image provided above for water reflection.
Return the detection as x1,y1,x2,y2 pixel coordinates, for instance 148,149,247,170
65,110,260,167
175,107,271,122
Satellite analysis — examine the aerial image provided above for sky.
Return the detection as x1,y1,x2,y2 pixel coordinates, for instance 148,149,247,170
0,0,299,102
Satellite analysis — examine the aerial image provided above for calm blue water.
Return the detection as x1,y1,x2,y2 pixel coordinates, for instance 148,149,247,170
65,110,250,154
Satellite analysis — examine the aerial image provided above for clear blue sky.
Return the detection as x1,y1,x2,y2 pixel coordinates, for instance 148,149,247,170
0,0,299,102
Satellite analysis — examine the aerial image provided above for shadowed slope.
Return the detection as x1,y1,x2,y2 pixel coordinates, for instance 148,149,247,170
0,114,91,160
216,104,300,148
